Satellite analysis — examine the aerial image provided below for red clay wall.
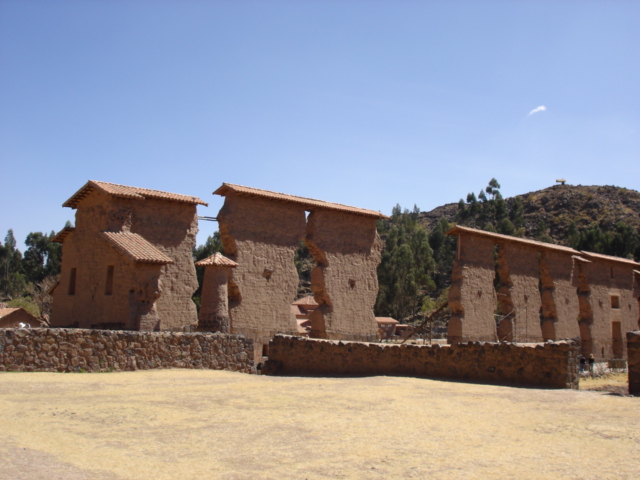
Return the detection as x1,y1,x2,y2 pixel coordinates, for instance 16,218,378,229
0,328,253,373
265,335,579,389
448,235,497,342
306,210,381,341
217,195,305,360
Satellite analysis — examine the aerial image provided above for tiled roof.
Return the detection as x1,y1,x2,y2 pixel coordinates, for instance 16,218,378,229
447,225,579,254
213,183,388,219
100,232,173,264
375,317,399,324
579,251,640,267
292,295,319,306
195,252,238,268
52,226,76,243
63,180,208,209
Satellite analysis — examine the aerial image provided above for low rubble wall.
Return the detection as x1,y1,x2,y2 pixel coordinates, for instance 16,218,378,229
628,331,640,395
265,335,579,389
0,328,254,373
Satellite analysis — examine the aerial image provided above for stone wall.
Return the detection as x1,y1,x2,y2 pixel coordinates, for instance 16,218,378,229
265,335,579,389
0,328,254,373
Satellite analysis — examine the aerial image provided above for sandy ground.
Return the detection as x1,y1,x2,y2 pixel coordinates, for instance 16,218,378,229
1,370,639,480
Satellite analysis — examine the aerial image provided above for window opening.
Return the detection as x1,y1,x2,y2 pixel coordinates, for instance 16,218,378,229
611,295,620,309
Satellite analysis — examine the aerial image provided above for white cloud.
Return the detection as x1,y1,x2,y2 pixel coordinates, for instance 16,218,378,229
528,105,547,116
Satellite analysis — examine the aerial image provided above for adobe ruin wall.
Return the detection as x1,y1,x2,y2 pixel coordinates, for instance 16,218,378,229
0,328,253,373
448,235,497,343
627,331,640,395
264,335,579,389
217,195,305,359
51,191,200,331
306,209,381,341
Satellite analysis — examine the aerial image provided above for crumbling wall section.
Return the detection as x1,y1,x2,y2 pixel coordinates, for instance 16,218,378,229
542,251,580,341
265,335,579,389
0,328,254,373
628,331,640,395
502,243,542,343
448,235,497,343
217,195,305,360
134,199,200,331
305,210,381,341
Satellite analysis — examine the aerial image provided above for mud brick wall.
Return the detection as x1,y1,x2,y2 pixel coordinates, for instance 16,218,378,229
218,195,305,361
541,251,580,341
627,331,640,395
306,209,381,341
51,191,200,331
0,328,254,373
448,235,497,343
266,335,579,389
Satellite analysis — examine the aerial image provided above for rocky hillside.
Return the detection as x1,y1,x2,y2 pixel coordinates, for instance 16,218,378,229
419,184,640,245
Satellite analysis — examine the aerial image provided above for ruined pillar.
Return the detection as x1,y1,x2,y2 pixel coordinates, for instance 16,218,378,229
448,234,497,343
196,253,238,333
305,209,382,341
575,258,594,357
540,251,581,341
495,242,544,343
217,194,306,361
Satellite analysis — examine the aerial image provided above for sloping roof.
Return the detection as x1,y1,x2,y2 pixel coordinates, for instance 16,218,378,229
0,307,38,322
195,252,238,268
100,232,173,264
213,183,388,219
580,251,640,267
52,226,76,243
446,225,579,254
292,295,319,306
64,180,208,209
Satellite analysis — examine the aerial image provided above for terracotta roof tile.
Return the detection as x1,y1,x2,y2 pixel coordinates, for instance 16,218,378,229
579,251,640,267
195,252,238,267
52,226,76,243
213,183,388,219
100,232,173,264
447,225,579,254
0,307,20,318
64,180,208,209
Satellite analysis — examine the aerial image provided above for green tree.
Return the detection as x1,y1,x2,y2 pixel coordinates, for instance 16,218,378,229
22,231,61,284
376,206,435,321
0,229,26,299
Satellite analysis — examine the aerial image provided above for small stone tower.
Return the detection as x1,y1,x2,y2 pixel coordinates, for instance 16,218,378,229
196,253,238,333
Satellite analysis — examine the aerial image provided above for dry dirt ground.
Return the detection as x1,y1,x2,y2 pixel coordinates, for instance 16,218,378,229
1,370,639,480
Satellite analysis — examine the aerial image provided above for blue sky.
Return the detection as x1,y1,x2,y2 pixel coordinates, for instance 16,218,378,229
1,0,639,248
